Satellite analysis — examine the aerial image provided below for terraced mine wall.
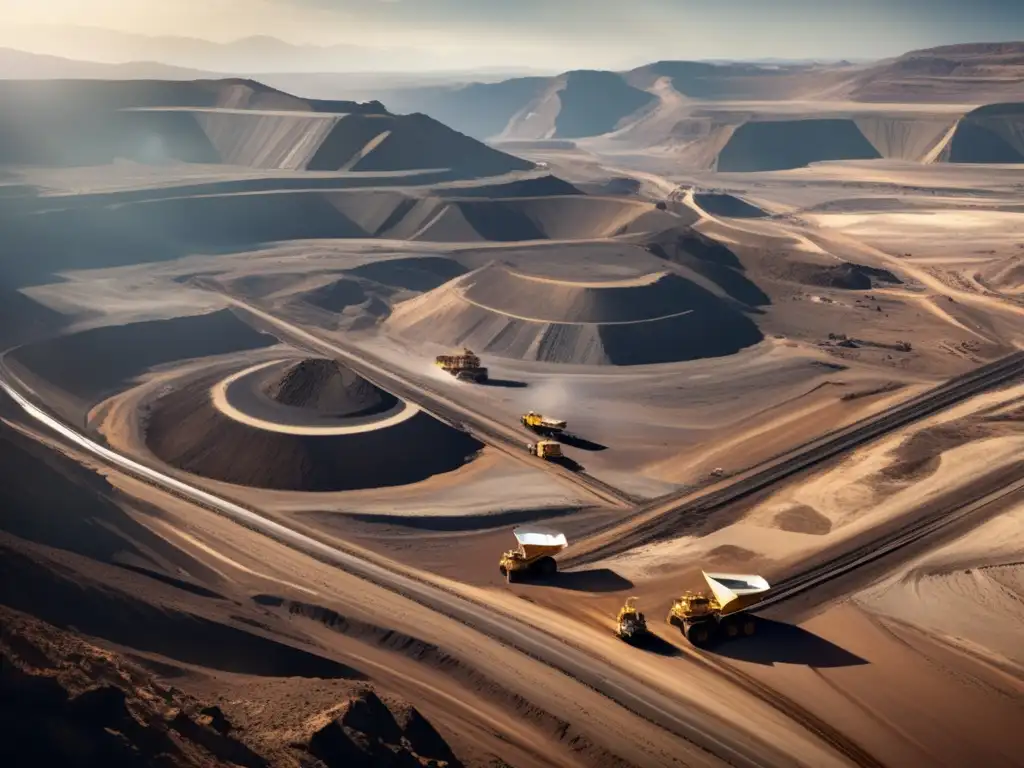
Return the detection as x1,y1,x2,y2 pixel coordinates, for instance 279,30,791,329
947,103,1024,163
713,114,967,171
0,78,531,177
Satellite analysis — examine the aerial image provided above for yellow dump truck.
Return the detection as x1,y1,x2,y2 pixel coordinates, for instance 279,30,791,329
499,527,567,583
527,439,563,460
435,349,488,383
667,571,769,647
521,411,567,436
616,597,648,642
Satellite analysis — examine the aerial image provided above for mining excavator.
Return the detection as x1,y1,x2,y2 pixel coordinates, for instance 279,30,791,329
667,571,769,647
435,349,488,383
616,597,649,642
499,527,566,583
526,439,563,460
521,411,567,436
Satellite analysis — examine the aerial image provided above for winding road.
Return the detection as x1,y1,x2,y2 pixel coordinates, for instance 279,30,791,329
0,368,806,768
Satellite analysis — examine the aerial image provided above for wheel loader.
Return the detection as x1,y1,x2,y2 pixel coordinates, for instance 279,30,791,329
498,527,567,583
521,411,567,436
616,597,649,643
435,349,488,383
527,439,563,460
667,571,769,647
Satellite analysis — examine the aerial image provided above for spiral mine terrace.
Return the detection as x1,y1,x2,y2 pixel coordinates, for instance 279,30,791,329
211,358,420,435
144,357,483,492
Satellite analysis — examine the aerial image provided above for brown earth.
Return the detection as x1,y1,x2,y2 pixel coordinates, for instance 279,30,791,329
145,371,483,492
261,357,397,417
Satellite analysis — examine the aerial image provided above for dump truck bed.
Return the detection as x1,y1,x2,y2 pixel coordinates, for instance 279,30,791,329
702,572,770,616
514,527,568,559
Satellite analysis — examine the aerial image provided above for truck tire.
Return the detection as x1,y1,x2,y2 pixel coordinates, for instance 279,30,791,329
535,556,557,578
685,621,715,647
499,565,507,578
720,616,740,640
741,617,756,636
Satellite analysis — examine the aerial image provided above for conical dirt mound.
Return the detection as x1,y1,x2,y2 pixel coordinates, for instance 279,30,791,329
261,358,396,417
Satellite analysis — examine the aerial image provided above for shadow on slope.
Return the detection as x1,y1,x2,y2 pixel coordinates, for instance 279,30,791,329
645,230,771,308
1,192,370,287
146,374,482,492
694,193,767,219
9,310,276,403
387,262,765,365
541,568,634,593
0,420,362,679
554,70,657,139
712,618,868,668
718,119,881,172
346,256,469,292
948,103,1024,163
0,545,363,679
376,77,551,140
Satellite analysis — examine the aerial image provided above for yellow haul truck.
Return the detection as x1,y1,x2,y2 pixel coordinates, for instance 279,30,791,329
667,571,770,647
499,527,567,583
521,411,567,436
435,349,488,383
527,439,563,460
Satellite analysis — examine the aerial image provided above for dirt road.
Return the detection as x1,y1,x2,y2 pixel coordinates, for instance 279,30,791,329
0,369,838,768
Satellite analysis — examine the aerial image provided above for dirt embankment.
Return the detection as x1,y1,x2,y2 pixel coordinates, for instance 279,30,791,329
386,261,764,365
0,606,463,768
0,78,530,178
770,260,903,291
948,102,1024,163
717,119,882,172
261,358,397,418
0,415,639,768
1,607,271,768
843,42,1024,103
3,189,667,288
0,287,66,349
145,372,482,491
8,310,276,406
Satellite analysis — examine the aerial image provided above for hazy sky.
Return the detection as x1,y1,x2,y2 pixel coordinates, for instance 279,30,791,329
3,0,1024,70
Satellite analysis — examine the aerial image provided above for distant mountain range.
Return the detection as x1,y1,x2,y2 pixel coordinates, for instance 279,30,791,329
3,36,1024,151
361,42,1024,141
0,25,555,77
0,48,213,81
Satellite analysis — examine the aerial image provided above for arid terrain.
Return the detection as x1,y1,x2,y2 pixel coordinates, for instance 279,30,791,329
1,41,1023,768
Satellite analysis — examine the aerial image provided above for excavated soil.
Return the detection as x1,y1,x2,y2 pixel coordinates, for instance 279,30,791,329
260,358,398,418
0,78,528,178
4,191,671,288
386,262,763,365
771,260,903,291
145,373,482,491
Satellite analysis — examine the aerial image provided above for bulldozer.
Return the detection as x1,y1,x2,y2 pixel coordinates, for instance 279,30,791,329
521,411,567,436
435,349,488,383
527,439,562,460
667,571,769,647
616,597,649,643
499,527,567,583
